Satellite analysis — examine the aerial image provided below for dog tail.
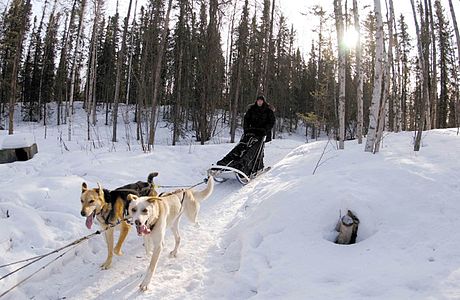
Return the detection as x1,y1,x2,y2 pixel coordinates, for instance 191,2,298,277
147,172,159,183
191,176,214,203
182,176,214,223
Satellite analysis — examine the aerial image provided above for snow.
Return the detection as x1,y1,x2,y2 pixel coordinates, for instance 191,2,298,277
0,133,35,149
1,103,460,299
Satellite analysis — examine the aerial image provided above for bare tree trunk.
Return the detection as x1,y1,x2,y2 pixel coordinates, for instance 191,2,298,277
353,0,363,144
261,0,275,95
7,69,15,134
411,0,430,151
385,0,396,133
231,59,242,143
125,0,138,106
225,0,237,128
448,0,460,84
172,47,183,146
56,1,76,126
449,0,460,131
334,0,346,149
68,0,86,141
388,0,402,132
35,2,48,123
427,0,437,128
148,0,173,149
40,2,57,128
8,8,29,134
9,0,32,134
87,0,102,141
375,43,388,153
112,0,133,142
375,0,397,152
365,0,385,153
256,0,274,96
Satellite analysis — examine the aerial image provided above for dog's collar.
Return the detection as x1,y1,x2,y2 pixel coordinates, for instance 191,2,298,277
146,215,159,231
148,201,161,230
96,203,112,225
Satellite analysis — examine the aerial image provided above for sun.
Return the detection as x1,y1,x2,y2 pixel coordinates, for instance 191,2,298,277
343,28,360,49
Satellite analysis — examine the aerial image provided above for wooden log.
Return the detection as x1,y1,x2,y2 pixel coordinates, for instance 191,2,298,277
335,210,360,245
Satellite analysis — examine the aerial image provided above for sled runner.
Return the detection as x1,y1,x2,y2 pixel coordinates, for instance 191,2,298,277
208,129,270,185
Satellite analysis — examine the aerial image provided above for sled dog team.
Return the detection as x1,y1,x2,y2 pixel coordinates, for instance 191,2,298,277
80,172,214,291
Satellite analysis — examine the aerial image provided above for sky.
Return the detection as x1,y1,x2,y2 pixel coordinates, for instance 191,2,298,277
2,102,460,299
18,0,460,58
107,0,460,54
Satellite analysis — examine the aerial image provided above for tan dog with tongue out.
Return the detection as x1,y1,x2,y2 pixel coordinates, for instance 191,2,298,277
127,176,214,291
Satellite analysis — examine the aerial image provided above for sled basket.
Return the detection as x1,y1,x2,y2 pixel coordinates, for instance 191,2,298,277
208,131,266,185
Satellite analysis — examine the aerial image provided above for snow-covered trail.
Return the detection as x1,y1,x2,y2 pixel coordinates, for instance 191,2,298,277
65,180,243,300
75,142,301,299
2,129,304,300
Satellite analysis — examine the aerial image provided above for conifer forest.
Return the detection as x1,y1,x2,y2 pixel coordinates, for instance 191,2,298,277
0,0,459,152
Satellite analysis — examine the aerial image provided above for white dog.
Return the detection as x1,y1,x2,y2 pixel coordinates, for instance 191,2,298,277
127,176,214,291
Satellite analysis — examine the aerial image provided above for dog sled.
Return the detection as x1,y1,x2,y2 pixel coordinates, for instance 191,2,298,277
208,129,270,185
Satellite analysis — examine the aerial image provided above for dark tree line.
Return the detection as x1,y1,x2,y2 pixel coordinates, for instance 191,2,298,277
0,0,459,151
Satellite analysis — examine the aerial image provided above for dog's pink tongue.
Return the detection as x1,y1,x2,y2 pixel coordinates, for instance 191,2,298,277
86,214,94,229
137,224,150,236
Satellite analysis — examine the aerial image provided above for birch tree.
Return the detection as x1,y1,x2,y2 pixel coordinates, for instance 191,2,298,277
427,0,437,128
112,0,132,142
410,0,430,151
398,15,411,130
86,0,104,140
353,0,363,144
448,0,460,129
255,0,272,96
171,0,187,146
375,0,398,152
148,0,173,149
389,0,402,132
434,0,451,128
364,0,384,153
225,0,237,129
334,0,346,149
68,0,86,141
4,0,31,135
41,1,59,128
230,0,249,143
125,0,138,106
261,0,275,95
55,0,77,126
448,0,460,81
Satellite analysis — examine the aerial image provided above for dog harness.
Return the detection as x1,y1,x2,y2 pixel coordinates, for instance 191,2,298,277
146,191,186,231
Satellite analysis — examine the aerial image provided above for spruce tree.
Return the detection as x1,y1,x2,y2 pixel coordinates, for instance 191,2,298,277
1,0,32,134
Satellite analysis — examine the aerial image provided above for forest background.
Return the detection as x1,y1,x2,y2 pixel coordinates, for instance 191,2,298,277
0,0,459,152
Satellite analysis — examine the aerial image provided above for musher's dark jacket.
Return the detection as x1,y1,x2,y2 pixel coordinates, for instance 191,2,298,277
243,102,275,142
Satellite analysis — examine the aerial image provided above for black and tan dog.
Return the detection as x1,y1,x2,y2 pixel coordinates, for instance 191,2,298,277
80,172,158,269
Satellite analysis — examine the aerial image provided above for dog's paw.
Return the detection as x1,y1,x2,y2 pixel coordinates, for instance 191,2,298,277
114,249,123,256
169,250,178,258
194,222,201,228
139,282,149,291
100,261,112,270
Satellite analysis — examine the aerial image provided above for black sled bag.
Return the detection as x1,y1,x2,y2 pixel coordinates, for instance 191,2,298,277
216,131,265,176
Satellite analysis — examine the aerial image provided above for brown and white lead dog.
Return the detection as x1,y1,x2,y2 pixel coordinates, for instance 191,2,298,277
127,176,214,291
80,172,158,269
